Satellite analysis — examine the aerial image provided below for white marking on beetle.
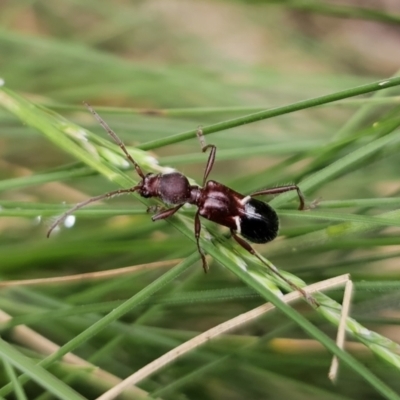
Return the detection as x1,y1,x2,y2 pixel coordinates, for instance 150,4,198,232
240,196,251,205
233,216,241,233
244,202,263,220
379,80,389,86
245,202,256,214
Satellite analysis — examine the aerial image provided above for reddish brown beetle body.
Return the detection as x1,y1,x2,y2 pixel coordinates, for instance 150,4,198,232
47,103,314,304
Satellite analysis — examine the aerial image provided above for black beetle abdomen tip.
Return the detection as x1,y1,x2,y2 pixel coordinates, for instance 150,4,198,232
240,199,279,244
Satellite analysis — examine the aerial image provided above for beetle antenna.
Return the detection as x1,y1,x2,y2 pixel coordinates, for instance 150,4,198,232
47,186,139,238
83,102,146,179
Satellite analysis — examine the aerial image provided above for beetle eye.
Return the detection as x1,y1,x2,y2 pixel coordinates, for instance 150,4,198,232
141,191,150,198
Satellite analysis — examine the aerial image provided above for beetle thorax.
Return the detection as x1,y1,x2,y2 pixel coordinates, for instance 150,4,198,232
156,172,193,205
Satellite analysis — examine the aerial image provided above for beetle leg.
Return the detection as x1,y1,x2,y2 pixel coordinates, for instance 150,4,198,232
195,209,208,273
230,230,317,306
196,127,217,186
151,203,184,221
250,185,305,210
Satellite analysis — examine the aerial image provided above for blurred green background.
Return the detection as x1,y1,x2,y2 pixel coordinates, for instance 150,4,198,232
1,1,400,399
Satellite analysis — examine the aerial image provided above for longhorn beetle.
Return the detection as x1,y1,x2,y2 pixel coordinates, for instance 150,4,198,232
48,103,313,303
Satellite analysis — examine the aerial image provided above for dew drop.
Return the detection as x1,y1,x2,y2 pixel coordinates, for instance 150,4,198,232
64,215,76,228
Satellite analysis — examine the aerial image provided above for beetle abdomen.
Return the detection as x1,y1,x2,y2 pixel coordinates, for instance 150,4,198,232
240,198,279,243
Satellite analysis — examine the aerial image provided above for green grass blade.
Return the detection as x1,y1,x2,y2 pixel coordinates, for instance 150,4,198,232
139,76,400,150
0,338,85,400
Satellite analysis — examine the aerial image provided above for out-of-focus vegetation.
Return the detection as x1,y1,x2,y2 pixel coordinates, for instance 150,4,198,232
1,1,400,399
